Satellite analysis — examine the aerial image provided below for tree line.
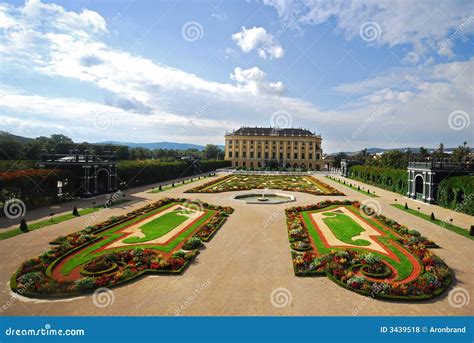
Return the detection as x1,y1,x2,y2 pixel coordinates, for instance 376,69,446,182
0,134,224,162
333,142,471,169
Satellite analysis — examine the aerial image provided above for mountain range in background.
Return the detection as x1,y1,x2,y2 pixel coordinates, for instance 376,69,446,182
0,131,461,154
327,147,460,156
0,131,33,144
97,140,222,151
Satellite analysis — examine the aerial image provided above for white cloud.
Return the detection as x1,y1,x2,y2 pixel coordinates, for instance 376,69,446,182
0,0,471,152
264,0,474,58
230,67,285,95
232,26,284,59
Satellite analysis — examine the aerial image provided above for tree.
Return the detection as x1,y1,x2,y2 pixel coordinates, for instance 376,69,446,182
378,150,406,169
203,144,221,160
433,143,445,161
418,146,429,160
0,141,22,159
451,141,470,163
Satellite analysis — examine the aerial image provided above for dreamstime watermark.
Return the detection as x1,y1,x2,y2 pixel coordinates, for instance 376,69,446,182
270,287,292,308
262,204,286,229
171,278,212,315
92,287,115,308
261,7,302,54
448,287,470,308
3,198,26,219
182,199,204,214
83,190,123,229
271,110,292,128
181,21,204,41
359,21,382,42
441,193,473,228
352,102,389,139
92,112,115,131
3,23,26,41
178,102,213,134
360,199,382,218
439,16,474,51
4,324,85,337
448,110,470,131
352,280,389,315
0,280,34,314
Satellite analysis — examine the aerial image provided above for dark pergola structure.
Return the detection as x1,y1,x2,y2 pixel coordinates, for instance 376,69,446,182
38,150,118,198
407,161,472,203
340,159,363,177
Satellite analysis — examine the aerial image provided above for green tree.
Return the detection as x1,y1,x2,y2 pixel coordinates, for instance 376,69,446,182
203,144,221,160
451,142,470,163
433,143,445,160
418,146,429,160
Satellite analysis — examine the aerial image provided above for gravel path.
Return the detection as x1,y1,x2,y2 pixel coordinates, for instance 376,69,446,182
0,173,472,316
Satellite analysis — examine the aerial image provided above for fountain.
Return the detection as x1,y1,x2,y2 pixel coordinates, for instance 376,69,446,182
257,188,270,202
232,189,295,204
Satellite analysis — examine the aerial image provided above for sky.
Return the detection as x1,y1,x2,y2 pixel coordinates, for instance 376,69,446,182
0,0,472,153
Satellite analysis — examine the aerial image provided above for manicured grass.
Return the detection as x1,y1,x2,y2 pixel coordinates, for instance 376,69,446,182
60,203,215,275
391,204,472,240
148,177,204,193
301,205,415,281
0,199,131,241
123,210,189,243
325,176,378,197
321,212,370,246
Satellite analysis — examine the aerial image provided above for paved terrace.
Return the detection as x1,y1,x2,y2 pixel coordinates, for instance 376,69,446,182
0,173,472,316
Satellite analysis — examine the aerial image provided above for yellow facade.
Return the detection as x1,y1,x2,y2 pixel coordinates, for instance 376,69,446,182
224,127,323,170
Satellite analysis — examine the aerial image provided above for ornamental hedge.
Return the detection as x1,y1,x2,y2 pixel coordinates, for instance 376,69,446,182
0,160,230,215
437,176,474,215
348,165,407,195
117,160,230,187
0,169,77,215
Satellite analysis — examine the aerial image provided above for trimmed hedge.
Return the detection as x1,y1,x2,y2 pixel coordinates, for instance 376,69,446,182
437,176,474,215
0,169,77,215
348,165,407,195
117,160,230,187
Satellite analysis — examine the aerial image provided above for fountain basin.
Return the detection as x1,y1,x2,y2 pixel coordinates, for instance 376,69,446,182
232,191,295,204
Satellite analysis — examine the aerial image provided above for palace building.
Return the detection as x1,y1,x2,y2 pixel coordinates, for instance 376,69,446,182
224,127,324,170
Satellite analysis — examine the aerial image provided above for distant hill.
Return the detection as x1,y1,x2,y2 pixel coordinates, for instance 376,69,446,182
0,131,33,144
329,147,460,156
98,141,224,151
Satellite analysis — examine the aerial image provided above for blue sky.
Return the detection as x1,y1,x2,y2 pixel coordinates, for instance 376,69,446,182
0,0,472,152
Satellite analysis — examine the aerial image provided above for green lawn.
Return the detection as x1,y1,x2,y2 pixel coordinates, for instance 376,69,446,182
322,212,370,246
0,199,131,241
60,203,215,275
391,204,472,240
148,177,205,193
123,210,189,243
301,205,414,281
325,176,378,197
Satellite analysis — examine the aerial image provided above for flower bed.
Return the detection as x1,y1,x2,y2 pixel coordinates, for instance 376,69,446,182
11,198,234,298
185,174,344,195
286,200,452,300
